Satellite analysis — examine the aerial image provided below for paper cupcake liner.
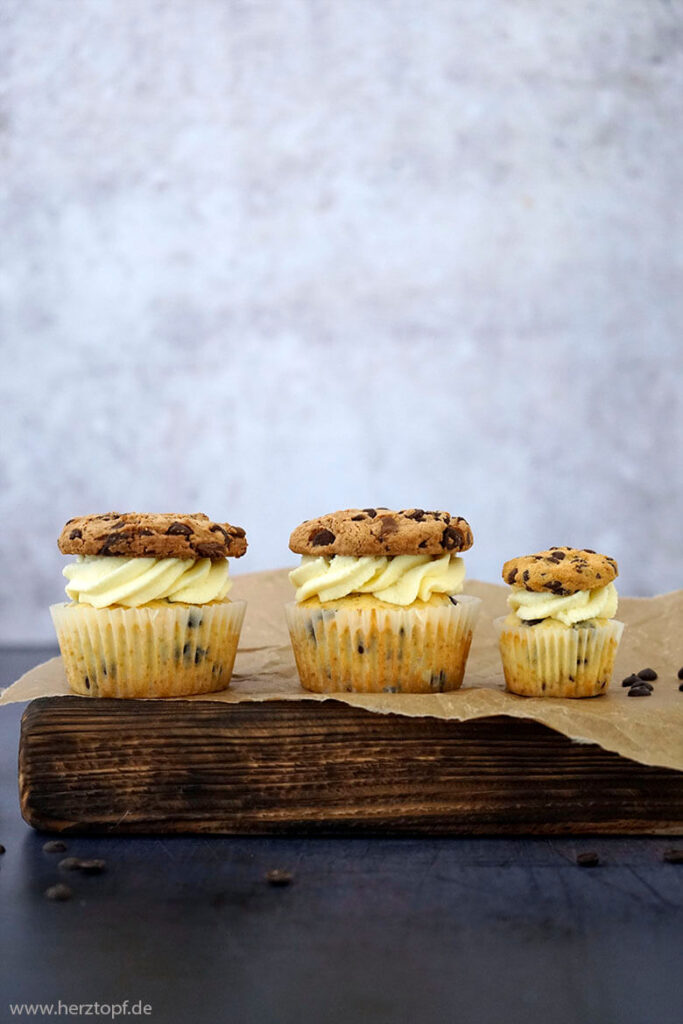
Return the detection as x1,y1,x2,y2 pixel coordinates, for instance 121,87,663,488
50,600,246,698
494,617,624,698
285,595,481,693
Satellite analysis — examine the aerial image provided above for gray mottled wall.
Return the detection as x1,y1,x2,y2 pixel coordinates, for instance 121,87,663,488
1,0,682,642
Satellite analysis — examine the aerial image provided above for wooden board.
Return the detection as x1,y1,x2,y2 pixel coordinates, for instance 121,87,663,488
18,696,683,835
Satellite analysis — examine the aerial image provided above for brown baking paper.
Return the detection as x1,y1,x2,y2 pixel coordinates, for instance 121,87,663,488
2,571,682,771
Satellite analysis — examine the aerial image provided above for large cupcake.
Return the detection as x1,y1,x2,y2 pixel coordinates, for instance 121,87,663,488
285,507,481,693
51,512,247,698
495,546,624,698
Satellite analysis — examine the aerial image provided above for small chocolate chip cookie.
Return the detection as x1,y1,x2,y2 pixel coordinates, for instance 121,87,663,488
289,508,473,557
59,512,247,560
502,546,617,595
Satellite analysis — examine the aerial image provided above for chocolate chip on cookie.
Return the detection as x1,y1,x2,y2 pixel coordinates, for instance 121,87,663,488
289,508,473,557
58,513,247,560
501,547,617,594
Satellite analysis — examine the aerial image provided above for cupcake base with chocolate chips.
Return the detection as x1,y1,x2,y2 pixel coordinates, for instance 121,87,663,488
496,546,624,698
52,512,247,699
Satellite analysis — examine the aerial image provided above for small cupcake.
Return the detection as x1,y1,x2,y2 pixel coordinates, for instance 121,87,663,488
495,546,624,698
285,508,481,693
51,512,247,698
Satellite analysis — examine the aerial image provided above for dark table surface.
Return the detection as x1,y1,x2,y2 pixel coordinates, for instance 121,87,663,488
1,648,682,1024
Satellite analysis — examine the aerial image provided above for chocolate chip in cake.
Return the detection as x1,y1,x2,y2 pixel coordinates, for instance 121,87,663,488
628,683,652,697
448,596,458,605
637,668,657,681
357,644,364,654
265,869,293,886
43,840,67,854
45,883,73,902
576,852,600,867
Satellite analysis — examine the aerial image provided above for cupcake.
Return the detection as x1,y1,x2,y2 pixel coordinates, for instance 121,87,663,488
51,512,247,698
495,546,624,698
285,508,481,693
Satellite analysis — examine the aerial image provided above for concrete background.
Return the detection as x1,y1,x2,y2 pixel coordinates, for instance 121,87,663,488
1,0,682,642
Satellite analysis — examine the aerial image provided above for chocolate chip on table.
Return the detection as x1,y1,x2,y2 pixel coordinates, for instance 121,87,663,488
78,858,106,875
663,849,683,864
679,682,683,692
637,668,657,681
678,667,683,680
576,852,600,867
43,840,67,853
45,883,73,902
628,684,652,697
58,857,83,871
622,674,641,687
0,843,5,854
59,856,106,874
265,869,293,886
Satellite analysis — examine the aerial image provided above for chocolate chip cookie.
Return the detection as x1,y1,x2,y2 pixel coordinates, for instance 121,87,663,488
289,508,473,557
59,512,247,560
501,546,617,595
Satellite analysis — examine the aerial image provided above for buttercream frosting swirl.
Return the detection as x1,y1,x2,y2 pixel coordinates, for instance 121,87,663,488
507,582,618,626
63,555,232,608
289,553,465,606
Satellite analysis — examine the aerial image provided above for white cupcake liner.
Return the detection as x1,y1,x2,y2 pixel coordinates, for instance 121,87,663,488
494,617,624,698
285,595,481,693
50,600,246,698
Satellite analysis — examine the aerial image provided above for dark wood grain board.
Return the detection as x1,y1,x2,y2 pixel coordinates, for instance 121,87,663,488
18,696,683,835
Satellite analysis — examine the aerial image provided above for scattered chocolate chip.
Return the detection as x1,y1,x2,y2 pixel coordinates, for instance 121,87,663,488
311,529,335,547
679,682,683,692
678,667,683,680
663,849,683,864
362,509,377,518
0,843,5,854
576,852,600,867
69,528,82,540
628,684,652,697
637,668,657,681
265,869,293,886
45,883,73,902
448,596,458,605
78,858,106,875
43,840,67,853
58,857,83,871
622,674,640,687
